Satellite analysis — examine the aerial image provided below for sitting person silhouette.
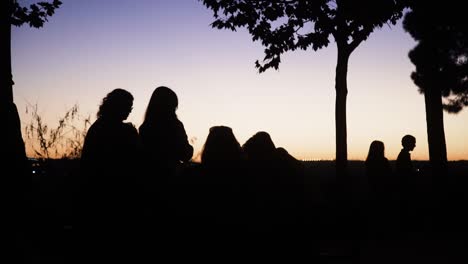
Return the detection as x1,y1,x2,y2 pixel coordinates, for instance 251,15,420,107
242,131,303,232
199,125,247,231
201,126,245,169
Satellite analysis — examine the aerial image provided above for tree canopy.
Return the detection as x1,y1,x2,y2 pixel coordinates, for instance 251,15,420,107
202,0,407,72
404,1,468,113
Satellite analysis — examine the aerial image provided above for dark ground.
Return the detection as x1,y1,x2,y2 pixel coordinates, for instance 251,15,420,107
16,160,468,263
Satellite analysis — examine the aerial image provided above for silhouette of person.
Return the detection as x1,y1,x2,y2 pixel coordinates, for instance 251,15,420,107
243,131,303,173
79,88,141,255
395,134,417,232
139,86,193,175
365,140,392,192
138,86,193,221
396,134,417,176
199,126,247,232
80,88,140,194
365,140,393,234
201,126,245,168
242,131,303,233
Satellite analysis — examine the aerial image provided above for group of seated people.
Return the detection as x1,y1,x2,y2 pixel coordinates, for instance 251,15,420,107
76,87,305,251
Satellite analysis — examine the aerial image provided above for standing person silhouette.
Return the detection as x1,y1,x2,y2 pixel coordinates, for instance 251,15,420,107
396,135,417,176
395,134,417,232
79,88,141,258
365,140,392,194
365,140,392,235
138,86,193,221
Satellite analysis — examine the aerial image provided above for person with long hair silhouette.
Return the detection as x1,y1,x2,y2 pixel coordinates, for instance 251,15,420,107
365,140,392,192
79,88,141,256
199,125,247,233
365,140,393,235
139,86,193,174
138,86,193,221
201,126,244,169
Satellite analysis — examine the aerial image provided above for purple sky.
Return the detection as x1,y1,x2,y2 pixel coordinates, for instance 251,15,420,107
12,0,468,160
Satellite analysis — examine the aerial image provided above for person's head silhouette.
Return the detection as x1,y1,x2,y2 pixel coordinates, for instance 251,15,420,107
242,131,276,161
144,86,178,123
367,140,386,161
97,88,133,121
201,126,243,167
401,134,416,151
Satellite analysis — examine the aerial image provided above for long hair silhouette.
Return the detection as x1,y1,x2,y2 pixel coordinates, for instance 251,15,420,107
142,86,178,125
201,126,243,167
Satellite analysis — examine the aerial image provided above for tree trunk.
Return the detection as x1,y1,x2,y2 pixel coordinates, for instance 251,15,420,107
335,47,349,179
2,1,30,260
424,86,448,177
1,0,28,176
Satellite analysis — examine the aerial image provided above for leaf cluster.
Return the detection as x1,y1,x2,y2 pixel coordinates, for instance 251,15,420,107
11,0,62,28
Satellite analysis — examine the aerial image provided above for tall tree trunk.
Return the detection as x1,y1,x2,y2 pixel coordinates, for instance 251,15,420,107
2,1,30,260
335,47,349,179
1,0,28,176
1,0,14,103
424,86,448,177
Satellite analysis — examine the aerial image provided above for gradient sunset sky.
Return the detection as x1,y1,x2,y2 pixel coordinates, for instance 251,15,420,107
12,0,468,161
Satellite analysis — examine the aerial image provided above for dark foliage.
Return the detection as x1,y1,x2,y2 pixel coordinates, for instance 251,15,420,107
11,0,62,28
404,1,468,113
201,0,408,72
